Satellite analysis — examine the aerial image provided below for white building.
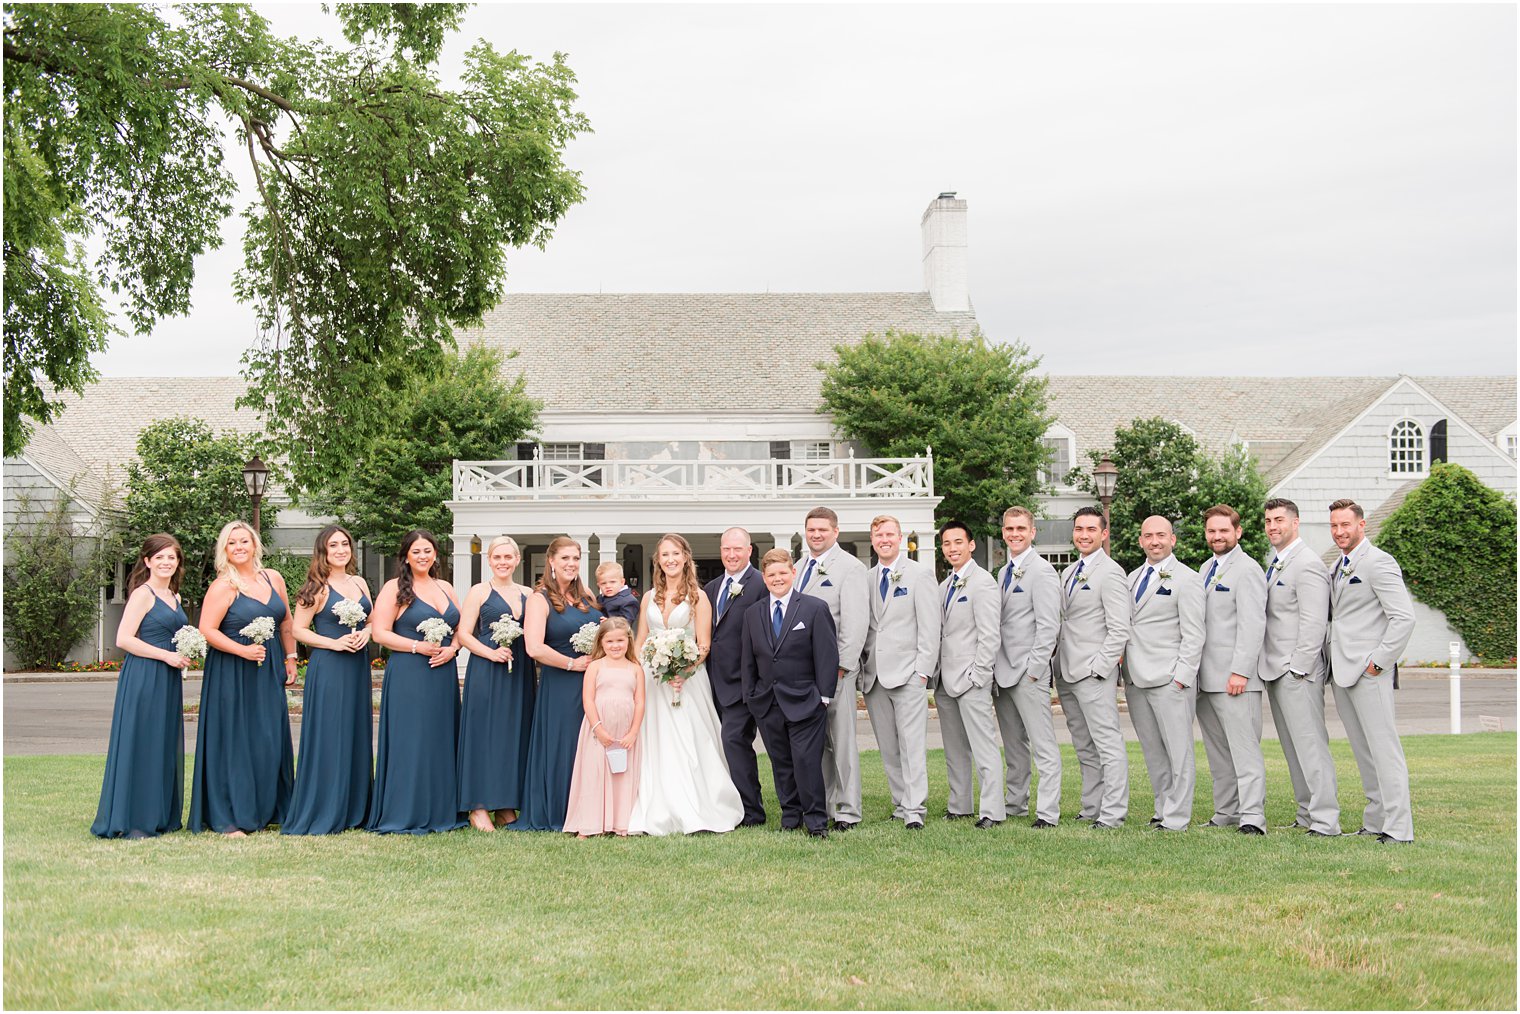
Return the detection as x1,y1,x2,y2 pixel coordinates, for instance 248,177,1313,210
5,195,1514,665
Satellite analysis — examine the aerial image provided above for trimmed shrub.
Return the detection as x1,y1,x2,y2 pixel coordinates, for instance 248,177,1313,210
3,491,119,669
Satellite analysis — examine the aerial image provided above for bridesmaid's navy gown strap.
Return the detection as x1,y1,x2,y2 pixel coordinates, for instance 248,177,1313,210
188,571,295,833
511,591,603,832
283,584,374,835
458,587,537,813
92,593,187,838
367,590,466,834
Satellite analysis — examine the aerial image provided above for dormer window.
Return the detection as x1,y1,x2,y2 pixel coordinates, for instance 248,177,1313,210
1389,419,1425,475
1040,425,1076,488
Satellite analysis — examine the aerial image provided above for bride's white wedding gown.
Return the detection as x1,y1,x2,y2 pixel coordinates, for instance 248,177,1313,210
628,598,744,835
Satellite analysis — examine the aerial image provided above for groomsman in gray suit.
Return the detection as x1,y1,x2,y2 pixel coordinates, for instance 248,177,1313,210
934,520,1005,827
1195,504,1269,835
861,515,940,829
1259,499,1339,837
1327,498,1416,844
992,506,1063,828
795,506,869,831
1055,507,1130,828
1122,516,1205,832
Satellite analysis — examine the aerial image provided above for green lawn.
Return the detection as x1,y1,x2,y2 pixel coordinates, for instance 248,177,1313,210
5,735,1515,1010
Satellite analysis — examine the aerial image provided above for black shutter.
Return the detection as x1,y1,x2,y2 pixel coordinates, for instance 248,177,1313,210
1430,420,1447,466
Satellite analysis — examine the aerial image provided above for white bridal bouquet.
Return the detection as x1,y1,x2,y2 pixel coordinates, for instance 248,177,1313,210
639,627,701,708
569,621,601,656
172,625,207,662
416,617,453,645
331,598,367,630
489,614,523,670
240,616,277,646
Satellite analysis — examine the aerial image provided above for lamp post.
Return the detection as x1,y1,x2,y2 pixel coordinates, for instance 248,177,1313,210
242,455,270,533
1093,455,1118,552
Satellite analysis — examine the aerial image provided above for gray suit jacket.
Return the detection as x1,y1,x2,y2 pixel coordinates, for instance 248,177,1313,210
994,551,1061,687
1198,545,1267,692
796,544,869,675
863,556,940,692
1122,555,1205,689
1055,548,1130,683
1259,541,1330,682
935,560,1000,698
1327,538,1415,688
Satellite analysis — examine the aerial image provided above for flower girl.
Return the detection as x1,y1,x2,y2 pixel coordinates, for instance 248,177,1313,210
562,619,645,838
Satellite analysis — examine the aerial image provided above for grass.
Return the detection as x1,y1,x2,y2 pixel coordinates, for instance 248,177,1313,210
4,735,1514,1010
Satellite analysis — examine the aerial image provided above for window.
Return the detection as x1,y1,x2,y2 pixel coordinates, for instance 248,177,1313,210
1039,426,1076,488
790,440,832,460
540,442,582,461
1388,419,1425,474
1429,420,1447,466
1506,433,1517,459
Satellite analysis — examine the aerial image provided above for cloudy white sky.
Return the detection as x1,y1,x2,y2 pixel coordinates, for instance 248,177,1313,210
96,2,1517,378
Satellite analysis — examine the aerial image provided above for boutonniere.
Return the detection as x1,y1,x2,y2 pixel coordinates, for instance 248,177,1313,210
1339,562,1355,579
951,575,967,592
814,562,830,578
888,570,905,586
1010,567,1026,582
1156,569,1172,582
1076,572,1090,588
730,583,745,598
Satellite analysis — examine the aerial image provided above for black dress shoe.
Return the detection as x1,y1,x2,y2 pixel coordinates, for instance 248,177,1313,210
1377,833,1413,845
1352,826,1381,837
1090,821,1120,830
944,811,974,821
740,817,767,827
1148,817,1162,827
1305,829,1338,838
904,820,924,830
1031,819,1056,829
806,827,829,839
1239,824,1265,836
974,817,1002,829
833,820,857,832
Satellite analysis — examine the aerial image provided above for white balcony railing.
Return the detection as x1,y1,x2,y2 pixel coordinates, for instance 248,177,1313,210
452,452,935,502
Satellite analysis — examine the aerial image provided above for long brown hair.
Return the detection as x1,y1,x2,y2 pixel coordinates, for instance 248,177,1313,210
126,534,184,597
297,524,358,608
652,533,700,610
590,617,635,662
396,529,444,609
537,536,594,613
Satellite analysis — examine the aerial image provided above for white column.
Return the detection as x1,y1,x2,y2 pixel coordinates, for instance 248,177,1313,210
770,532,796,559
451,535,473,605
569,532,593,584
596,532,620,567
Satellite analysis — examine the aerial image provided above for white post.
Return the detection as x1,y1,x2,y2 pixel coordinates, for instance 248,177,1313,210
1449,640,1462,735
569,532,593,585
770,532,796,559
596,532,619,567
452,535,474,680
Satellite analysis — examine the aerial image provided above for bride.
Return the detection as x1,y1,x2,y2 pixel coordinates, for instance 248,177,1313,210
628,534,745,835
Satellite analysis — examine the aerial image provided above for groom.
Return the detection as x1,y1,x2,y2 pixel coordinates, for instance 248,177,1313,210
740,548,839,838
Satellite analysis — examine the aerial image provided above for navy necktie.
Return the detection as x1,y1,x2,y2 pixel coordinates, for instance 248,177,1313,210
718,576,733,618
1134,566,1153,603
799,558,816,591
1003,561,1015,590
1265,557,1279,584
879,567,890,601
1204,559,1218,588
772,601,784,639
943,576,957,612
1066,559,1085,596
1339,555,1351,578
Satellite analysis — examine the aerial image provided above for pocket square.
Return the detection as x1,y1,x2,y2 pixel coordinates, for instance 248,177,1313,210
1348,576,1362,584
892,586,909,597
820,579,834,588
791,621,806,631
1214,584,1230,592
1010,586,1025,594
1156,587,1172,596
956,596,968,603
1275,580,1286,587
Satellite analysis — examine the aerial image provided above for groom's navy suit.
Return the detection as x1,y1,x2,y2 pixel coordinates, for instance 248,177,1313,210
705,564,768,823
740,593,838,834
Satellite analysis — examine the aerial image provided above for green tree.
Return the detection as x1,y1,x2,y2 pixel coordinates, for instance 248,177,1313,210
817,330,1051,538
122,417,275,609
3,488,121,669
4,4,589,472
319,345,540,558
1377,463,1517,662
1072,417,1270,571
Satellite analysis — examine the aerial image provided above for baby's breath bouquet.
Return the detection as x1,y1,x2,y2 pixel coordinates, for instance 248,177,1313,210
331,597,367,630
639,627,700,707
172,625,207,662
239,616,277,645
489,615,523,670
569,621,601,656
416,617,453,645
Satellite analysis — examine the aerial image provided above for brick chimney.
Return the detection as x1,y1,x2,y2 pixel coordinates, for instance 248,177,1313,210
921,192,969,312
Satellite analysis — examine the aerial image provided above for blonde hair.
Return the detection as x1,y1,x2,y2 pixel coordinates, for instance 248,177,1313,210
869,514,901,533
760,548,794,571
485,535,521,559
213,520,264,595
595,561,625,581
652,533,700,610
591,617,636,661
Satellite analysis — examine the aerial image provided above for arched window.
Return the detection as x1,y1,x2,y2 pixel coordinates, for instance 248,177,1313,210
1389,419,1425,474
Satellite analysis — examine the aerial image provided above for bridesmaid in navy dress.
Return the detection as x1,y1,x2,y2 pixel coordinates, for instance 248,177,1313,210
189,521,298,835
283,525,375,835
455,535,536,832
512,536,604,832
92,534,192,838
366,529,466,834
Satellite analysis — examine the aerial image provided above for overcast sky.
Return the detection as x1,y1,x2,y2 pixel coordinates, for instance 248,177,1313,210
95,2,1517,378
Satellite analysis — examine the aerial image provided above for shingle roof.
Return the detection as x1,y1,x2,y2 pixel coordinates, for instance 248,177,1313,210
15,423,110,511
462,292,980,412
1414,377,1517,439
